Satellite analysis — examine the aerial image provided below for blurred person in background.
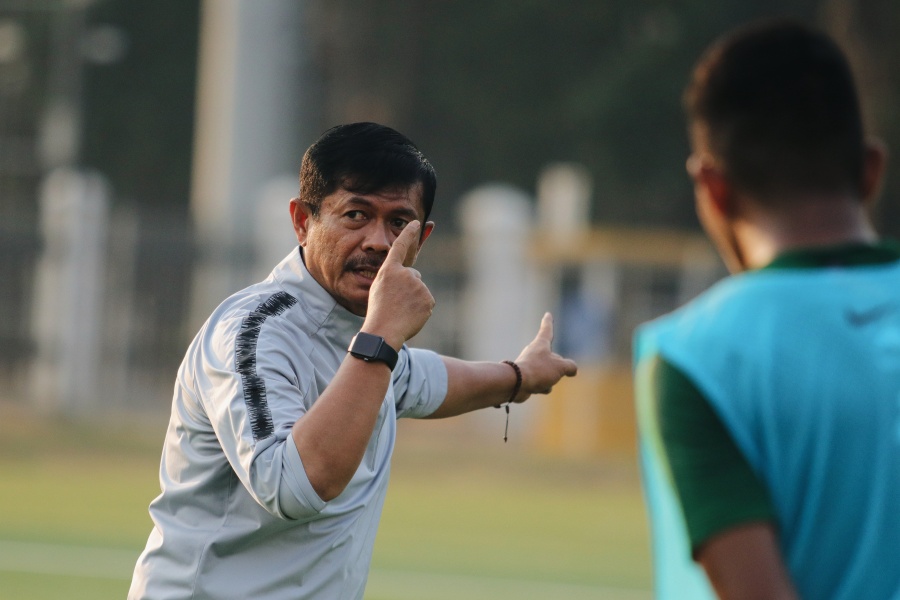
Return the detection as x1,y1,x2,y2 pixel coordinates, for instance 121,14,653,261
634,20,900,600
129,122,577,600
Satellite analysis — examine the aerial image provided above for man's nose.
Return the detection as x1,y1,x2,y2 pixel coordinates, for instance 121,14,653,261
361,222,392,253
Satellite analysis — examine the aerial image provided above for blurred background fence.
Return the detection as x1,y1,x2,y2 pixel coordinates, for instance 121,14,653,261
0,164,723,455
2,0,899,455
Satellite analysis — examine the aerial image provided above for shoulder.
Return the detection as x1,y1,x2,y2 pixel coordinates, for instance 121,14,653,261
196,283,310,368
636,269,819,363
635,273,787,442
636,274,754,360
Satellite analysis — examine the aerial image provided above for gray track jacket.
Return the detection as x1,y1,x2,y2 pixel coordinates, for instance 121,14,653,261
129,248,448,599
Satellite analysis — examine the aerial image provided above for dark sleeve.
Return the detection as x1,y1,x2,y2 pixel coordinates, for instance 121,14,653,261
648,354,776,555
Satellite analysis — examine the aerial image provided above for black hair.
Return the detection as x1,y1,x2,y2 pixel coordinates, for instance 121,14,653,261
684,19,865,201
299,122,437,220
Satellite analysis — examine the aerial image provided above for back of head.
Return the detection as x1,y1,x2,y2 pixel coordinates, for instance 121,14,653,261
684,19,865,202
299,122,437,220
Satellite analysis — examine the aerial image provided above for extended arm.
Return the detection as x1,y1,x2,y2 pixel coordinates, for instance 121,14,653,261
697,523,798,600
428,313,578,419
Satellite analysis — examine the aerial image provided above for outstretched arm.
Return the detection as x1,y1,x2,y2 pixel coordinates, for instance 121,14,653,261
697,523,798,600
427,312,578,419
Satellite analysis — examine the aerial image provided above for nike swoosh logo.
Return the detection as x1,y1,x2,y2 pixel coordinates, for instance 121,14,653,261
845,304,895,326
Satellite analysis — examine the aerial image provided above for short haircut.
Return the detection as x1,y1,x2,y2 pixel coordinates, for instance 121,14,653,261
299,122,437,220
684,19,865,201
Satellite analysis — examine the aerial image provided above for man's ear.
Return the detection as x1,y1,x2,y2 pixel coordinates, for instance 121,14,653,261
861,137,888,208
289,198,312,246
405,221,435,267
418,221,435,250
688,154,747,273
687,155,734,219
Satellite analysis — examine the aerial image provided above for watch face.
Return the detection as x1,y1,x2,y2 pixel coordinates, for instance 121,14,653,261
351,333,382,357
349,332,397,370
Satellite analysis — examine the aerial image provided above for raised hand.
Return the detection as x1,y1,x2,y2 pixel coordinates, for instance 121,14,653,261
361,221,435,350
511,313,578,402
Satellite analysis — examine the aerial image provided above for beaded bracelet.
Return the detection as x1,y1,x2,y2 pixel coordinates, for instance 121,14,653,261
494,360,522,442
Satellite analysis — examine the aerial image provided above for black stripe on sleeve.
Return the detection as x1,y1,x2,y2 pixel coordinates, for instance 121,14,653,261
234,291,299,441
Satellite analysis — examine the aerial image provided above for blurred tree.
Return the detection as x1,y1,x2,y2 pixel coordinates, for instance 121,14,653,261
315,0,868,229
0,8,52,222
81,0,199,210
823,0,900,236
70,0,900,235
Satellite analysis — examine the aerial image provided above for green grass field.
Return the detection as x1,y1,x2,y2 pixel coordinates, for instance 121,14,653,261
0,404,652,599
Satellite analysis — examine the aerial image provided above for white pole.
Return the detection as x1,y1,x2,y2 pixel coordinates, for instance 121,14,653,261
534,163,601,456
459,183,545,439
189,0,313,329
536,162,592,245
30,168,110,414
459,184,538,363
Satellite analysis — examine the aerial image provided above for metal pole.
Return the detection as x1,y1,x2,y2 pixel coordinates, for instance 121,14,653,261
188,0,315,331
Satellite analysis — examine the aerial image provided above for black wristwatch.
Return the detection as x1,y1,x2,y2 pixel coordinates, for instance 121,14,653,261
348,332,399,371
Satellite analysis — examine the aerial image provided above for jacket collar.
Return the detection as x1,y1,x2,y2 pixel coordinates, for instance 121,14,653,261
762,240,900,271
271,246,365,344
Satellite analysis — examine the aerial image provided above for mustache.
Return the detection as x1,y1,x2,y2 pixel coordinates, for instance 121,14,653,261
344,255,385,272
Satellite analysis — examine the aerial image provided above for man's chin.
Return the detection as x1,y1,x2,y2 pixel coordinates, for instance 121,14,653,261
335,289,369,317
347,302,368,317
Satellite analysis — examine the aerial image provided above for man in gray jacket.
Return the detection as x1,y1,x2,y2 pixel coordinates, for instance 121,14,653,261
129,122,578,599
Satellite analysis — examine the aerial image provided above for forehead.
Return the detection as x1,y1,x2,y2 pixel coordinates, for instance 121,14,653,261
323,184,425,217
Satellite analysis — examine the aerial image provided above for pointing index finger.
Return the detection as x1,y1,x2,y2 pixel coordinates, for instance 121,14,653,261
536,312,554,343
385,220,421,268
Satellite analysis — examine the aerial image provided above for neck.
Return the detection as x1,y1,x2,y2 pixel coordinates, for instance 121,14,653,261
734,194,877,270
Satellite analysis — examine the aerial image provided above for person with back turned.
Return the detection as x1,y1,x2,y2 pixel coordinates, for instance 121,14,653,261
634,20,900,600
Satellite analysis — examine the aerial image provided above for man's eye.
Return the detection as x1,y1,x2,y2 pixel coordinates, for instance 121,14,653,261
392,219,409,230
345,211,366,220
